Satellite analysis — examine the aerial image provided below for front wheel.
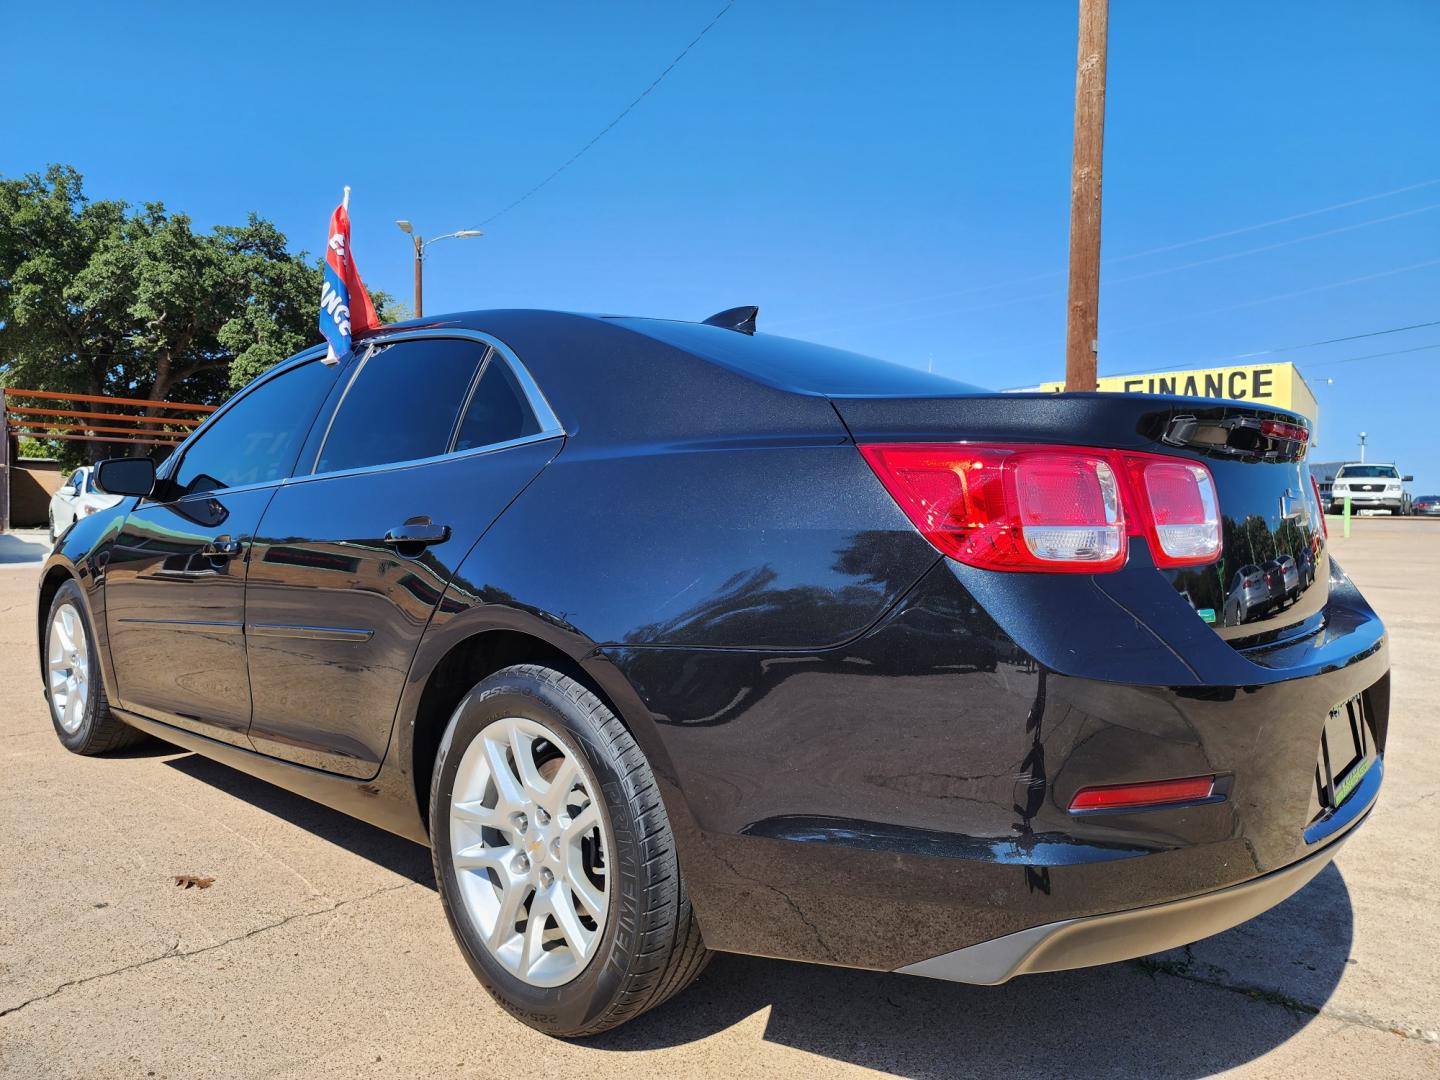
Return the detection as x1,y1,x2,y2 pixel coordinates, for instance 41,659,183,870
44,580,144,754
429,664,709,1037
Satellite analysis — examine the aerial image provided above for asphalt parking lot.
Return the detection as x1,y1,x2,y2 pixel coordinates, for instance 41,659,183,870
2,520,1437,1079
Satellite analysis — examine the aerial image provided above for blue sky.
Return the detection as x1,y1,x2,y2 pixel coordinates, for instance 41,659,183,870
4,1,1439,488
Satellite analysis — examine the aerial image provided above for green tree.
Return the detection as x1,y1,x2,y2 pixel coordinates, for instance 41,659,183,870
1,164,396,463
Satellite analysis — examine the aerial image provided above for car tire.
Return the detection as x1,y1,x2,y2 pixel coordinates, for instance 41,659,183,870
44,580,145,754
429,664,710,1037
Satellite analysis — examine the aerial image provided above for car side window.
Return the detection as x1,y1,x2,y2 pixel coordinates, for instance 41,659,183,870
454,354,542,452
171,359,338,496
315,338,486,474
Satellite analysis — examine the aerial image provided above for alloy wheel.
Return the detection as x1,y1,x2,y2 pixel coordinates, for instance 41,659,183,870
449,716,609,987
47,602,90,734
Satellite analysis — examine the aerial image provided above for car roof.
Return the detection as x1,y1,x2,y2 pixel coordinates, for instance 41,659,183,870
598,316,984,398
363,308,983,392
346,309,986,445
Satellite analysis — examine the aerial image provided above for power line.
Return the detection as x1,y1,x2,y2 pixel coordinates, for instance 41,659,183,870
472,2,736,228
770,174,1440,333
1307,340,1440,368
1106,176,1440,265
1220,318,1440,361
801,245,1440,342
1096,318,1440,378
1104,202,1440,288
1106,257,1440,339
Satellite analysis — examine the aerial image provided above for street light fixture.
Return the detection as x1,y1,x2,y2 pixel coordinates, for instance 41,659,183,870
395,221,484,319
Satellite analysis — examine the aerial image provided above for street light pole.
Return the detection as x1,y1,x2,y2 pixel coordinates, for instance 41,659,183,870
395,221,483,320
411,231,424,318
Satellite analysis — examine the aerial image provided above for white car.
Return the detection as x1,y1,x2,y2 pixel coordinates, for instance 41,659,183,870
48,466,122,540
1327,463,1412,515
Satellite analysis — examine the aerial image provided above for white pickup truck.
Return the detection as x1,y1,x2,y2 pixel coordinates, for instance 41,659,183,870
1327,463,1413,515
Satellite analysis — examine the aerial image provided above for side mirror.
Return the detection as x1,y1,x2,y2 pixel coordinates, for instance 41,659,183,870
95,457,157,498
1403,475,1414,482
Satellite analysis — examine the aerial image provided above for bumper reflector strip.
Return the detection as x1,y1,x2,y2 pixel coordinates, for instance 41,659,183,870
1069,775,1216,813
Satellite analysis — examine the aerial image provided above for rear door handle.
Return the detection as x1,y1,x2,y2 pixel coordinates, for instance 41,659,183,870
383,522,451,548
203,538,243,557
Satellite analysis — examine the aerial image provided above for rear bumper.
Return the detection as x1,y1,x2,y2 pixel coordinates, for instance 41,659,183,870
611,556,1390,972
898,777,1376,984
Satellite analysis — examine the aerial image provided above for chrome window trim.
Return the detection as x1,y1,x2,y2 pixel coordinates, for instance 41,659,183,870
284,430,563,488
306,328,564,480
139,478,291,504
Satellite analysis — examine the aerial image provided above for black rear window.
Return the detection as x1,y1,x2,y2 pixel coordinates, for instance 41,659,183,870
455,356,542,451
610,318,983,398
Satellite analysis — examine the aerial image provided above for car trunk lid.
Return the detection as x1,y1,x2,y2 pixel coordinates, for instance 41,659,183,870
834,391,1327,647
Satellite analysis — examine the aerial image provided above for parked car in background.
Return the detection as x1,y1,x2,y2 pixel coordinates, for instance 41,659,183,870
1222,563,1272,625
1327,463,1411,515
47,466,121,541
1295,542,1317,591
1413,495,1440,516
1273,554,1301,601
35,309,1390,1037
1260,559,1288,608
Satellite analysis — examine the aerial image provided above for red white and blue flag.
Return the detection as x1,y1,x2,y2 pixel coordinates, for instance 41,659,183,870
319,188,379,361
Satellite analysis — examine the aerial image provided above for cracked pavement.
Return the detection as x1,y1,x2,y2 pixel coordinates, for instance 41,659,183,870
2,520,1437,1078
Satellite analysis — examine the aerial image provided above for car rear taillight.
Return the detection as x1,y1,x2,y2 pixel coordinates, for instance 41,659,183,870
1069,775,1216,812
859,442,1220,573
1128,459,1221,566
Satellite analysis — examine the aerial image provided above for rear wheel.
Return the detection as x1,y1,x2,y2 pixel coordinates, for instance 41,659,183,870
44,580,144,754
429,664,708,1037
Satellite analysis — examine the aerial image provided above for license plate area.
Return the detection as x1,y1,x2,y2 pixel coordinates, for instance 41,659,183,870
1309,694,1375,824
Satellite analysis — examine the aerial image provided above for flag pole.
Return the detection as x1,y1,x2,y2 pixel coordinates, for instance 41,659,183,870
342,186,351,212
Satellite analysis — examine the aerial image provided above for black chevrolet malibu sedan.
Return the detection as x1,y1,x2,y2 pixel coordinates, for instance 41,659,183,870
38,308,1387,1036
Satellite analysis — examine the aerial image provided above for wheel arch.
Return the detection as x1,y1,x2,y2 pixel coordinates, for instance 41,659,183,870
400,610,690,844
37,562,76,661
36,554,128,723
408,627,611,827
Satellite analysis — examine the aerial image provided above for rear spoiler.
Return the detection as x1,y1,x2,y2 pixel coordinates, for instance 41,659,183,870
832,393,1310,461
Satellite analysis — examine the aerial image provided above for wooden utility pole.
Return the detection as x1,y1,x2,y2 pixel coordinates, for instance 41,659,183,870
1064,0,1109,392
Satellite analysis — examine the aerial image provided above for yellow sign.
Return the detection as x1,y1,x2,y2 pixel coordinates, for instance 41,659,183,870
1029,361,1319,435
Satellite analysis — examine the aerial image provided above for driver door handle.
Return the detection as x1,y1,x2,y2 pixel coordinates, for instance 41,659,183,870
383,522,451,548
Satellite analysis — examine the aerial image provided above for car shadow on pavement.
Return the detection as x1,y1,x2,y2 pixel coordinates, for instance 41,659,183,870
162,752,437,886
161,750,1353,1079
595,865,1355,1078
